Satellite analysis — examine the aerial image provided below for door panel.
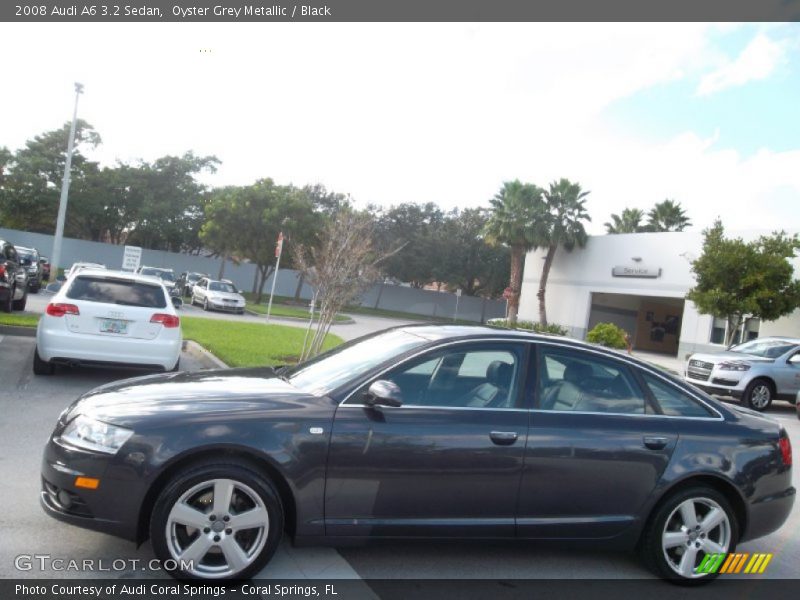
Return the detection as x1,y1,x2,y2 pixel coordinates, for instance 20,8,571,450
325,342,529,538
517,345,677,539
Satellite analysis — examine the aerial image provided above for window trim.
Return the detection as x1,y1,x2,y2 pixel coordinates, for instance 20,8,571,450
338,338,531,410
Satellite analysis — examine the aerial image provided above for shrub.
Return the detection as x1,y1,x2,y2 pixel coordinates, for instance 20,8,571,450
487,318,568,336
586,322,628,349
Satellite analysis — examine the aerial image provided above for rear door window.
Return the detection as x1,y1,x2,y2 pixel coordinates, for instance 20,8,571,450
66,276,167,308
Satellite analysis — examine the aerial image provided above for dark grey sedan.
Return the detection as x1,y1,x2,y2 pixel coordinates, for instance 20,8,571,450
41,326,794,583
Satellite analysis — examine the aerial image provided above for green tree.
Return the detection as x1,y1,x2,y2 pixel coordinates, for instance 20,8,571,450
605,207,645,234
687,220,800,347
646,199,691,232
0,120,101,233
485,180,547,325
434,208,509,297
536,179,592,326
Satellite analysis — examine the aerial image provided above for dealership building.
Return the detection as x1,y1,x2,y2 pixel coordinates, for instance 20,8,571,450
518,230,800,359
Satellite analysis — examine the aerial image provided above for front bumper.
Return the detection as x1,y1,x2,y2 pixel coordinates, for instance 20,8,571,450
40,437,145,542
209,301,245,313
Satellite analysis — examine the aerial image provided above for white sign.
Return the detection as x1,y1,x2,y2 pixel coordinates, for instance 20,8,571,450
611,265,661,278
122,246,142,271
456,289,462,297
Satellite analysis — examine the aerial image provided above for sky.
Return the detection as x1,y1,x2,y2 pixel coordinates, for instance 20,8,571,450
1,22,799,235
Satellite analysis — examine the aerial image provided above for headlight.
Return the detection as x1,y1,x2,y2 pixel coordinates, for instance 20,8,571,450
60,415,134,454
718,361,751,372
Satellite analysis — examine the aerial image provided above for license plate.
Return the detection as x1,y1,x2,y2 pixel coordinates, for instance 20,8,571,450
100,319,128,334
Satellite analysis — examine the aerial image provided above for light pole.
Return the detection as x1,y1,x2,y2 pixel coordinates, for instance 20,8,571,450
50,82,84,282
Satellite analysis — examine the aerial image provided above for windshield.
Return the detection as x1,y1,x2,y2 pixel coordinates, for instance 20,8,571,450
17,250,37,264
141,268,175,281
287,329,429,395
67,276,167,308
209,282,237,293
188,273,204,282
730,339,798,359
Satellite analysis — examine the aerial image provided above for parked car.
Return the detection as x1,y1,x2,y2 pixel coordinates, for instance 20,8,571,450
0,239,28,312
684,337,800,411
40,326,793,583
15,245,44,293
39,255,51,281
66,262,106,280
191,277,246,314
34,269,182,375
176,271,208,297
137,266,178,295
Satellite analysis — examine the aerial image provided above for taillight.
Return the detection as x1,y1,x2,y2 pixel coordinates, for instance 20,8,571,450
778,433,792,467
0,264,6,278
150,313,180,328
46,303,80,317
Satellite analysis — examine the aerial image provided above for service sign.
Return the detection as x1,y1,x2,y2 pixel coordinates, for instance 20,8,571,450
122,245,142,271
611,265,661,278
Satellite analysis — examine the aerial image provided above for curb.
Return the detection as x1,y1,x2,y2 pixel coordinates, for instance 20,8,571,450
183,340,229,369
0,325,37,337
244,308,355,325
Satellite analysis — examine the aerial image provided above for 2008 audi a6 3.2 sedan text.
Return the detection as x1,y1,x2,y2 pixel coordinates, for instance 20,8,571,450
40,326,794,583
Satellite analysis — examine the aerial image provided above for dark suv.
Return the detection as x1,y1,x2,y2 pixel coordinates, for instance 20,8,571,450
0,239,29,311
16,245,43,293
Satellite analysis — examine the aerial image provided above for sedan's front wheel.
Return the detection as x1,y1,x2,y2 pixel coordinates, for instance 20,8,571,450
642,486,737,585
150,461,283,580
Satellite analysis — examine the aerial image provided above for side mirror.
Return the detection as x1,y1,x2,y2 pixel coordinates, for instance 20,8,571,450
365,380,403,408
171,296,183,309
789,354,800,365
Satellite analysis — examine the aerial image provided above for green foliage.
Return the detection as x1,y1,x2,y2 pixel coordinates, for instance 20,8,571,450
686,220,800,346
586,322,628,349
0,313,40,327
487,318,568,336
606,199,691,235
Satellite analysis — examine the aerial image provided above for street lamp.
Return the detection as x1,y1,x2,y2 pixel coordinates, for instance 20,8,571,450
50,82,84,282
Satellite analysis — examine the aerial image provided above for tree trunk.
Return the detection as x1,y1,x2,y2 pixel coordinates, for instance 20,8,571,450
293,273,305,303
218,251,227,280
725,315,743,348
507,245,524,326
537,244,557,327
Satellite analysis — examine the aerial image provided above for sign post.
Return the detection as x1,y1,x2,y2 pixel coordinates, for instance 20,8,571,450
265,232,284,323
121,246,142,272
454,288,462,322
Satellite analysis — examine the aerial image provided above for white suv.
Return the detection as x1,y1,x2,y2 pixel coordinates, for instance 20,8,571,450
34,269,182,374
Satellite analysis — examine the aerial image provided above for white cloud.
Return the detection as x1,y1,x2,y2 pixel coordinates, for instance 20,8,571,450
697,33,785,96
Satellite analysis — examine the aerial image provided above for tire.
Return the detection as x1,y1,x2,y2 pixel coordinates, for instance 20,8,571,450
203,298,210,312
150,461,283,580
33,347,55,375
642,485,738,585
743,378,773,412
2,287,13,313
12,287,27,311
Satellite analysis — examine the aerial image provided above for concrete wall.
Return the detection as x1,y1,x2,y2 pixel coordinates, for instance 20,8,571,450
519,230,800,355
0,227,506,323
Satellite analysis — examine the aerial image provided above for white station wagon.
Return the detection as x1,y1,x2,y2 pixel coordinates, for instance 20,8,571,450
34,269,182,374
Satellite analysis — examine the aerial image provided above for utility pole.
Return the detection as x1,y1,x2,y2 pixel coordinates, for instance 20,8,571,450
50,82,84,281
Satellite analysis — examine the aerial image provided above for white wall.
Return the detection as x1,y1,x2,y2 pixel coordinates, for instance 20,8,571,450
519,229,800,354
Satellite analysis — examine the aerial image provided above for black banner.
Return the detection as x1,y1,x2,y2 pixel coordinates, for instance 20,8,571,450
3,0,800,23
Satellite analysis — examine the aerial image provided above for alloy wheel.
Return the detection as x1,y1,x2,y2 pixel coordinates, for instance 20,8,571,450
165,478,269,578
661,497,731,579
749,385,771,410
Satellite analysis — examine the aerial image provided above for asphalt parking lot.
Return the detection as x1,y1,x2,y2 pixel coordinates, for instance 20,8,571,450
0,326,798,584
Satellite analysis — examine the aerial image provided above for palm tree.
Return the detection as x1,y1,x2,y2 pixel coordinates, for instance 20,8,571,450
537,179,591,326
485,180,547,325
646,199,691,232
605,207,645,234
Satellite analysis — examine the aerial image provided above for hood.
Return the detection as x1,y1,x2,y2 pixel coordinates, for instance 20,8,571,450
64,367,317,428
207,291,244,301
688,351,773,365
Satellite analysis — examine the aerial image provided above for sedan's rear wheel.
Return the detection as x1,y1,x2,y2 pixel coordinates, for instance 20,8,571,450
2,287,13,312
643,486,737,585
150,461,283,580
743,379,773,412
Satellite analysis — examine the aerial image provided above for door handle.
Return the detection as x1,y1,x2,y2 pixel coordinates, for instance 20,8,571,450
490,431,518,446
643,436,669,450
